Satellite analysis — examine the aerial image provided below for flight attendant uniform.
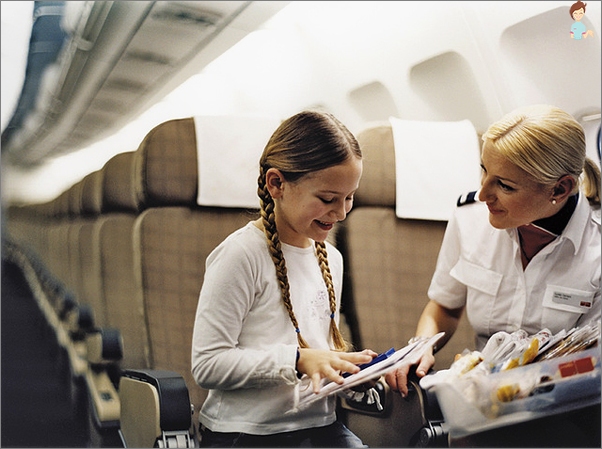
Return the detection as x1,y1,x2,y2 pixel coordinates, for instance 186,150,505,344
428,191,601,447
427,190,601,351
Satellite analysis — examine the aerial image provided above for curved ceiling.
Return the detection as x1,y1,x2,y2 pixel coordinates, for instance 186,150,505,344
1,1,288,169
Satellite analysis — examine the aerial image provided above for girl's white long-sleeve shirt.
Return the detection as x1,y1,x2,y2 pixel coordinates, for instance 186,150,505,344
191,221,344,435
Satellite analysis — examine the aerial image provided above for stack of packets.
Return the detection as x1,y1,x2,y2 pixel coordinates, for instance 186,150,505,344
420,323,600,421
290,332,445,413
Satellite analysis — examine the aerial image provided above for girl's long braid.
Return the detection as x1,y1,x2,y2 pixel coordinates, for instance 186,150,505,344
315,241,348,351
256,110,359,351
258,165,310,348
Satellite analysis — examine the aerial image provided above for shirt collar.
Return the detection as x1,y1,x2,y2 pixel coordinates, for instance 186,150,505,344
532,193,577,236
505,193,591,255
555,193,591,254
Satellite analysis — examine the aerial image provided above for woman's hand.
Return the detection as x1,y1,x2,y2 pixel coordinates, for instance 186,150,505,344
384,346,435,397
385,301,461,396
297,348,377,393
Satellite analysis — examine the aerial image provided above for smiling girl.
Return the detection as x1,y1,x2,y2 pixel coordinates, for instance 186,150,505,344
191,110,375,447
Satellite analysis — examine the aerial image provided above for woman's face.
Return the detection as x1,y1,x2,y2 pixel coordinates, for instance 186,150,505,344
273,157,363,247
478,141,555,229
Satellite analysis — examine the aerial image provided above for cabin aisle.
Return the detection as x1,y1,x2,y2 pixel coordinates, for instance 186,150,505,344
1,259,88,448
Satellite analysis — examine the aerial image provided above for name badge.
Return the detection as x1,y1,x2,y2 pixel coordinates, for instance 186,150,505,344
542,284,595,313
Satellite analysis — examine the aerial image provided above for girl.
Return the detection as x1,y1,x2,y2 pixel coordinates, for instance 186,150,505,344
192,110,376,447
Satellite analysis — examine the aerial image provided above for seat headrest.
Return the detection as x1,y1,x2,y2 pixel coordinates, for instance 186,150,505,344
133,118,198,208
355,123,396,208
193,115,281,209
101,151,139,213
80,170,104,216
67,179,84,217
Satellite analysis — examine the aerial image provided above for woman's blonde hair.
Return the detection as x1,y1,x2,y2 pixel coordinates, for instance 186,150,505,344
257,110,361,351
483,104,600,206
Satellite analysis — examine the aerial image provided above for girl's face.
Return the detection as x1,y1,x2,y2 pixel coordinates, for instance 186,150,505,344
478,141,555,229
572,8,584,20
272,157,363,247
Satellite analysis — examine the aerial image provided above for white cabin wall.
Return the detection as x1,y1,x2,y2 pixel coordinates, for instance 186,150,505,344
468,2,601,119
189,0,601,135
181,1,497,133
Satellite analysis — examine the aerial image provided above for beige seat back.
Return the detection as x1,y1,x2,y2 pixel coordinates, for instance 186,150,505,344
77,170,106,326
344,123,476,365
131,118,258,436
338,123,476,447
96,151,150,369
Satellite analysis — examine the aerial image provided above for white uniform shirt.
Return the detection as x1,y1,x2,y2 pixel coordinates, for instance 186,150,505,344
191,222,343,434
428,192,601,350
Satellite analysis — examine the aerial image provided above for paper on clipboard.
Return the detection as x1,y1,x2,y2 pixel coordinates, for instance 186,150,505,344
293,332,445,411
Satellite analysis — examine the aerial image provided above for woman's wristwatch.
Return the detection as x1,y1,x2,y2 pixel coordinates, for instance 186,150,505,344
408,336,428,345
408,335,438,353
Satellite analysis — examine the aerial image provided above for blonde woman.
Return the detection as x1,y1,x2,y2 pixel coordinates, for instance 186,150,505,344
388,104,600,395
386,104,600,446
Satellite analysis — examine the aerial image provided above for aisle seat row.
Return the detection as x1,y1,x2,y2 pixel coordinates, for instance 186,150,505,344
3,116,476,447
4,117,254,446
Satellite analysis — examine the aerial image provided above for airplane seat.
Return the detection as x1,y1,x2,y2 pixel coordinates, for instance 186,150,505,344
83,326,124,446
76,169,106,327
80,169,105,215
77,151,148,447
336,123,476,447
133,117,199,208
2,210,91,420
3,190,62,279
3,203,44,259
49,167,118,445
91,151,150,368
119,369,193,448
3,181,94,387
68,169,105,345
125,117,260,446
1,233,62,342
95,150,151,370
46,189,72,292
68,174,130,432
66,178,85,295
29,171,105,413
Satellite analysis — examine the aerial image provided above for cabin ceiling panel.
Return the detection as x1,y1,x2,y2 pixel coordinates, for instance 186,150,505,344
106,60,173,96
1,0,285,169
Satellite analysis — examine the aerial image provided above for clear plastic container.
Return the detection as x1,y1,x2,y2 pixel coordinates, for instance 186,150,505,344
431,345,601,437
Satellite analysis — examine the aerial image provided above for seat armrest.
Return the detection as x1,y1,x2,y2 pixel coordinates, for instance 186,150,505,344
119,369,193,448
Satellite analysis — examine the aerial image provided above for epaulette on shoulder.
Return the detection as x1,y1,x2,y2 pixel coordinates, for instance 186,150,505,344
457,191,478,207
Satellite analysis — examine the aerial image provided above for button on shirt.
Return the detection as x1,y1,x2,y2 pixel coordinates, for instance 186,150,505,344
428,193,601,350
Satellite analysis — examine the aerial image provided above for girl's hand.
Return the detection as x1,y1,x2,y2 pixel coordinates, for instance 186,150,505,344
297,348,377,393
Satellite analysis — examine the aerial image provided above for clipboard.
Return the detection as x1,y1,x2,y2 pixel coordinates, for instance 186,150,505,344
293,332,445,411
